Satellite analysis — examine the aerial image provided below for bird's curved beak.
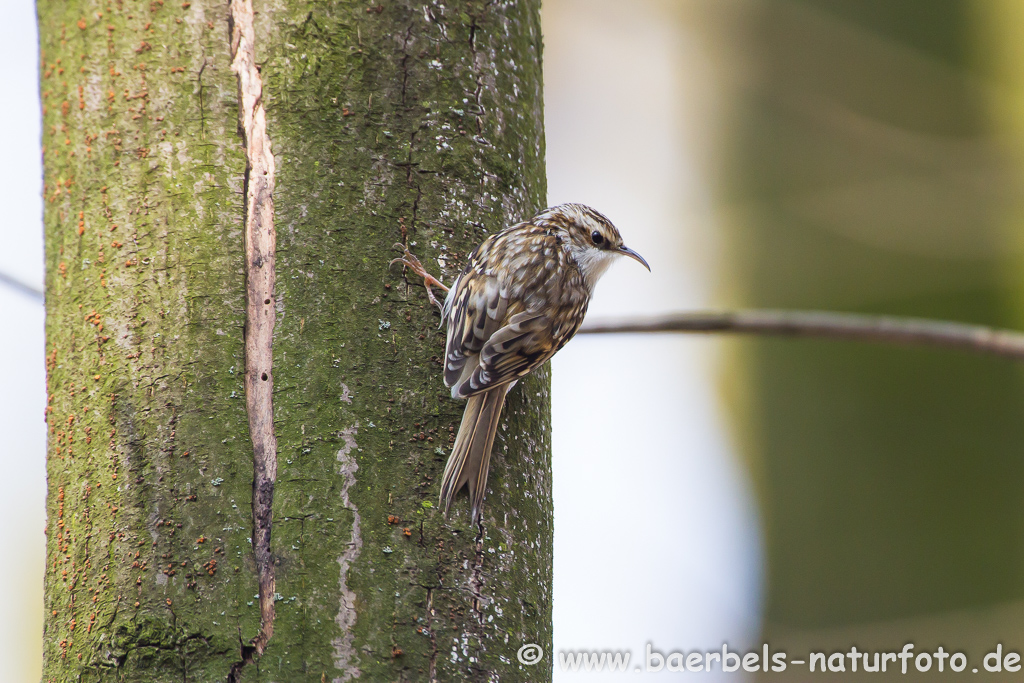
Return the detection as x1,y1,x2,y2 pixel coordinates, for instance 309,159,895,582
618,245,651,271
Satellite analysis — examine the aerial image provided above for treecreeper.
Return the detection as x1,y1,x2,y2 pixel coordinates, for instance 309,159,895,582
395,203,650,522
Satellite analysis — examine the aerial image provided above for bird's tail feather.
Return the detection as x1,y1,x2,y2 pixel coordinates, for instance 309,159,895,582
439,387,506,523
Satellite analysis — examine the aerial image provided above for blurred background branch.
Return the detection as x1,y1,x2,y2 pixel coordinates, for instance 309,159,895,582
581,310,1024,360
0,269,42,302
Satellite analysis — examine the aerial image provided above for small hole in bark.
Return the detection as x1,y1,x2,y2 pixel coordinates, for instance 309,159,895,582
264,298,270,304
261,372,268,381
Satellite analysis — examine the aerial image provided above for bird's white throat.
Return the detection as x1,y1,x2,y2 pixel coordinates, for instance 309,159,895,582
570,245,618,292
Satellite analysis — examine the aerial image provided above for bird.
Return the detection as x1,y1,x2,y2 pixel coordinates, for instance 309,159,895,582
394,203,649,523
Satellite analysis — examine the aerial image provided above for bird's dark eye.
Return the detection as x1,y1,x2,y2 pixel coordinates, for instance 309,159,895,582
591,230,605,245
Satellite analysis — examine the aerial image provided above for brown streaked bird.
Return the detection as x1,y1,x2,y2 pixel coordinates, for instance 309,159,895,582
434,203,650,523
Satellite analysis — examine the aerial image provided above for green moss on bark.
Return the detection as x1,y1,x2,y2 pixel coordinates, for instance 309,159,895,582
40,0,550,680
39,1,260,680
256,1,551,681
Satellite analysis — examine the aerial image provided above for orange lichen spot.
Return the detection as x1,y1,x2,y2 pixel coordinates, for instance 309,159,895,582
106,90,115,103
59,263,67,278
387,515,399,524
61,101,70,117
196,536,205,544
402,527,411,537
93,375,100,380
169,66,185,73
181,1,190,7
166,599,172,606
135,41,152,54
77,18,87,30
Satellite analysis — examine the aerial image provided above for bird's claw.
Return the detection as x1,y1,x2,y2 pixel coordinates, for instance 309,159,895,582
391,243,449,309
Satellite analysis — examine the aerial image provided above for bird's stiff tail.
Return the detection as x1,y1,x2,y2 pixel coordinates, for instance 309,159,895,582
439,387,507,523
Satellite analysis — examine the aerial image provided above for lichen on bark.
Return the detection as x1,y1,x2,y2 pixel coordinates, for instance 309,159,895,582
39,0,262,680
257,1,552,681
39,0,550,680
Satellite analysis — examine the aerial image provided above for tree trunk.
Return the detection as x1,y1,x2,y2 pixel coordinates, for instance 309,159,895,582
38,1,550,681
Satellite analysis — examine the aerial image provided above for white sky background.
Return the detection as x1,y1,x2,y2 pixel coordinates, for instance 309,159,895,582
0,0,762,679
0,0,48,681
544,0,761,679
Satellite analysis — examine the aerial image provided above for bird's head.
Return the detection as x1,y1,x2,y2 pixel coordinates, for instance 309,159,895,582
532,203,650,290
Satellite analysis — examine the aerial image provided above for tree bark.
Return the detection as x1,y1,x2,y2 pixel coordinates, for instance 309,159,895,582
39,1,550,681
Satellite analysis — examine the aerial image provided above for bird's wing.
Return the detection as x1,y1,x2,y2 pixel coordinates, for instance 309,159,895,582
444,227,587,398
448,308,552,398
444,268,508,391
448,299,586,399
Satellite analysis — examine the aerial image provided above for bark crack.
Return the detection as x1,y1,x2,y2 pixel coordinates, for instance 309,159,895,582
399,23,415,107
228,0,278,676
467,522,489,622
467,12,485,137
425,586,438,682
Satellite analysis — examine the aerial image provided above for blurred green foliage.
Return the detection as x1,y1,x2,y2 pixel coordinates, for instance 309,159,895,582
723,0,1024,630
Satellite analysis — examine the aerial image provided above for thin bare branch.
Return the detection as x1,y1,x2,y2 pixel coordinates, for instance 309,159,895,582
0,270,43,302
578,310,1024,361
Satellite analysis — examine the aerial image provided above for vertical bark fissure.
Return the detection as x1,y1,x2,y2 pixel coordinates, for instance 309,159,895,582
468,526,487,620
229,0,278,669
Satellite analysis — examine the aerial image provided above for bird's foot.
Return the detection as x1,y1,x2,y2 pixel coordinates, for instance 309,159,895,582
390,243,449,309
